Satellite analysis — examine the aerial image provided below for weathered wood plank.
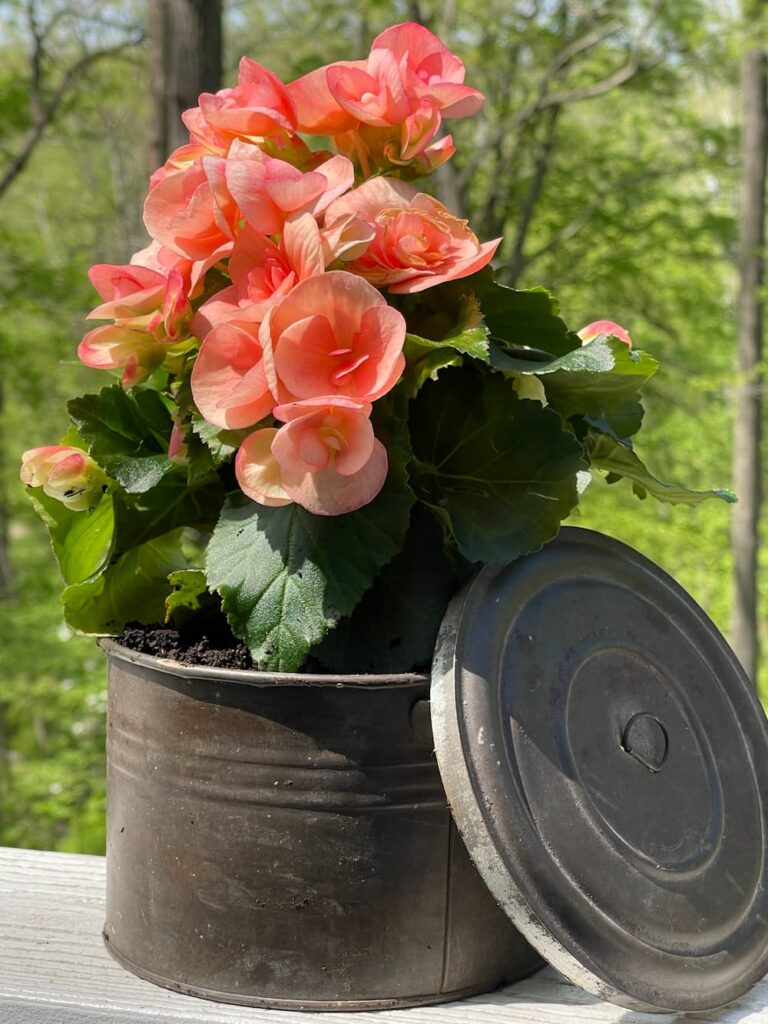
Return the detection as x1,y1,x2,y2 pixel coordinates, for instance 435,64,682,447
0,846,766,1023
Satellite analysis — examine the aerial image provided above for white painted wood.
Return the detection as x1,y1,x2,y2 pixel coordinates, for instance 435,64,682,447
0,846,766,1024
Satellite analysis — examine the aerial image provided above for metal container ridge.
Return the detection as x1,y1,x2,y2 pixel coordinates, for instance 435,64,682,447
102,640,540,1011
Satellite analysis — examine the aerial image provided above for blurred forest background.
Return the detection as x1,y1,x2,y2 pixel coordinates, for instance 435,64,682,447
0,0,765,852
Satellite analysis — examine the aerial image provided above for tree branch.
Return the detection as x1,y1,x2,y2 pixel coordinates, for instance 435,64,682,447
549,18,623,73
0,34,143,204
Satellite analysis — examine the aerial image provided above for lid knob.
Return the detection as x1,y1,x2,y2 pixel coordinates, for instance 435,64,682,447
620,712,668,772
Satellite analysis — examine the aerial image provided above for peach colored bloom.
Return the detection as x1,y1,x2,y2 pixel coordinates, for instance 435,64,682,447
129,238,225,299
320,213,376,264
279,437,387,515
235,428,292,507
287,60,365,136
272,397,375,476
274,397,387,515
78,326,168,388
130,239,193,283
191,320,274,430
371,23,484,119
183,57,297,149
86,265,190,341
224,141,353,235
261,271,406,404
325,177,500,293
191,216,328,340
79,265,192,388
288,23,482,169
20,446,106,512
578,320,633,348
143,158,238,261
149,141,216,190
236,399,389,515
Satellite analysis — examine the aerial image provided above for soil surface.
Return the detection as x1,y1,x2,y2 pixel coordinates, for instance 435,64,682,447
118,621,253,670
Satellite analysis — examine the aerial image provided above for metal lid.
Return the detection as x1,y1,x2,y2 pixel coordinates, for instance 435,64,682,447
431,526,768,1012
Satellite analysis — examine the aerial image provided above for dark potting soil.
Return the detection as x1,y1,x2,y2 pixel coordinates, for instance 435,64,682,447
118,621,254,670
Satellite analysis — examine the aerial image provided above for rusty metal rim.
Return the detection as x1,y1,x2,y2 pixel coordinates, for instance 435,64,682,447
100,638,429,689
102,933,505,1011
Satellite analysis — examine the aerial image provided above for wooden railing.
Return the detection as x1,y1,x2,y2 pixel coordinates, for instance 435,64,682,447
0,845,764,1023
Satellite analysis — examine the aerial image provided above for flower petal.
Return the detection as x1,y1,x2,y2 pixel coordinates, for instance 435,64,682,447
281,438,388,516
191,322,274,429
235,428,293,507
288,63,363,134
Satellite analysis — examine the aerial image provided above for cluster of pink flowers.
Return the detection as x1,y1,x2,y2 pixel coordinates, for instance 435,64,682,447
76,23,501,516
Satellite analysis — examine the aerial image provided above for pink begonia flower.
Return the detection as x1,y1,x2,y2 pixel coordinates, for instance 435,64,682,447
272,397,375,476
192,216,328,340
131,236,235,299
325,177,500,293
181,107,232,156
86,265,190,340
236,400,389,515
143,157,239,261
260,271,406,404
274,397,387,515
130,239,192,283
320,213,376,264
182,57,297,149
371,23,484,119
280,437,387,515
20,446,106,512
149,141,216,190
288,23,482,168
225,141,353,235
287,60,366,136
235,428,292,507
79,265,192,387
191,320,274,429
578,320,633,348
78,325,168,388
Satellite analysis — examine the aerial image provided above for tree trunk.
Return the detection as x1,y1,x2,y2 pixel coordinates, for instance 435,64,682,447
148,0,223,169
730,48,767,684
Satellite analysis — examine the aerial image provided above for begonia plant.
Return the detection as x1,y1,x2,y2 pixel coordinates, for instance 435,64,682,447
22,23,733,673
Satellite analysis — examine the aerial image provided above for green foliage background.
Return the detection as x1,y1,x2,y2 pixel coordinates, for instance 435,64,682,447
0,0,761,852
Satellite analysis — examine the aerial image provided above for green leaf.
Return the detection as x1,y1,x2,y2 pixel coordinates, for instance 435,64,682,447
410,367,584,563
314,505,466,673
62,530,191,634
68,385,174,493
113,469,224,552
403,345,463,394
586,432,737,505
165,569,212,626
206,472,414,672
403,326,490,394
492,335,659,439
478,278,581,357
26,490,114,586
192,417,251,465
406,325,490,361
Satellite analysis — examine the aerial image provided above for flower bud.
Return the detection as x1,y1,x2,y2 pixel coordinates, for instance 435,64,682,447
20,446,106,511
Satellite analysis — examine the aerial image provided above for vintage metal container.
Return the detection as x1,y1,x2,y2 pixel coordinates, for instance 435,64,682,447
103,527,768,1014
102,641,541,1011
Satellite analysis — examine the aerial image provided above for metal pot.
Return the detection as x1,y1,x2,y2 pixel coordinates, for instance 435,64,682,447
102,639,541,1011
